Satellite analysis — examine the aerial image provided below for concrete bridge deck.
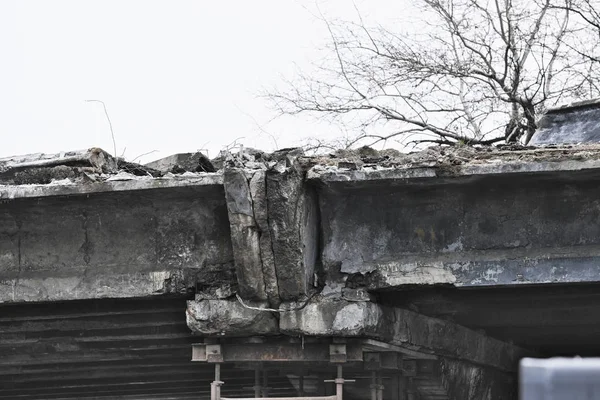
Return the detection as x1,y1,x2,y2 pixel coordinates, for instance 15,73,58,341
3,145,600,398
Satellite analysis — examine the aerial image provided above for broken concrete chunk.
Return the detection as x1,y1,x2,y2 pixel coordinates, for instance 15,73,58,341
337,160,364,170
0,148,117,185
223,169,268,302
266,166,317,301
105,171,138,181
186,299,278,336
279,297,383,336
341,288,375,302
249,170,280,307
145,152,215,173
195,282,236,300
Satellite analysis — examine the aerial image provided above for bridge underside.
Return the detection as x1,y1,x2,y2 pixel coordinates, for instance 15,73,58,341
4,282,600,399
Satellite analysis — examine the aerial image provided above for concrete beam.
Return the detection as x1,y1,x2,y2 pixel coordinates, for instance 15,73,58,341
0,174,223,200
277,298,532,373
0,185,234,303
144,152,215,173
317,166,600,290
356,249,600,289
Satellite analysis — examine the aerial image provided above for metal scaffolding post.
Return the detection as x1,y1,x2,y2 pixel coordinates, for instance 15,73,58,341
253,369,261,398
211,363,223,400
406,378,416,400
377,373,383,400
324,364,354,400
262,369,269,398
298,368,305,397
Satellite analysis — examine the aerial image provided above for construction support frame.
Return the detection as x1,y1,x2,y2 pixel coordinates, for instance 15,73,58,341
211,363,352,400
192,338,425,400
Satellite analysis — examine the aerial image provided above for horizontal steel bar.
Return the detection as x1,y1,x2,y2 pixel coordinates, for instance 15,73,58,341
192,342,363,363
221,396,338,400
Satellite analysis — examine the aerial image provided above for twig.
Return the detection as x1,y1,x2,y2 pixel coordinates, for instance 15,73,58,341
234,103,280,149
131,150,159,163
85,100,118,169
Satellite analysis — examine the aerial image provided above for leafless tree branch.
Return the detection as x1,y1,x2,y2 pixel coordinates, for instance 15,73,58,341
268,0,600,149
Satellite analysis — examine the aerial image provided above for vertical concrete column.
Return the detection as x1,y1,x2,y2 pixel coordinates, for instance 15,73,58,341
223,168,274,303
266,164,319,301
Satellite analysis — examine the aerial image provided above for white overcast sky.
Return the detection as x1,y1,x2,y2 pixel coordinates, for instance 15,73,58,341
0,0,411,163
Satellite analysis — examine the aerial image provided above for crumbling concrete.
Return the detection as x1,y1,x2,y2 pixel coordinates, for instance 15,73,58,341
6,144,600,301
186,298,278,336
145,151,215,173
221,150,318,306
6,144,600,302
6,144,600,398
0,148,116,185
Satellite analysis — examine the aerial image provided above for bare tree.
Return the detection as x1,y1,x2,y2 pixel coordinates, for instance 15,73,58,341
270,0,600,147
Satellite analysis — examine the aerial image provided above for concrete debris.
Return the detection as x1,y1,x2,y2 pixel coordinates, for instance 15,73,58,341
5,144,600,188
302,144,600,172
0,148,163,185
0,148,116,185
105,171,139,181
186,298,278,336
145,152,215,173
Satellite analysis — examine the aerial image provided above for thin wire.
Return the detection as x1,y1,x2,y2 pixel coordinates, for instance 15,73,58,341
235,292,316,313
85,100,118,169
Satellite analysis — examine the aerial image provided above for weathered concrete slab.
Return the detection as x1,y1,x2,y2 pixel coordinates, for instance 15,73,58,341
309,159,600,183
0,174,223,200
0,186,233,303
318,168,600,290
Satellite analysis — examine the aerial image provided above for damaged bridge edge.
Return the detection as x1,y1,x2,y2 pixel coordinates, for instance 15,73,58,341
191,154,534,376
307,158,600,183
221,157,320,306
0,175,224,200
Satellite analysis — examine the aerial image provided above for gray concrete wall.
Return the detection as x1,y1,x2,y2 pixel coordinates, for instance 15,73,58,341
318,172,600,289
0,186,234,302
